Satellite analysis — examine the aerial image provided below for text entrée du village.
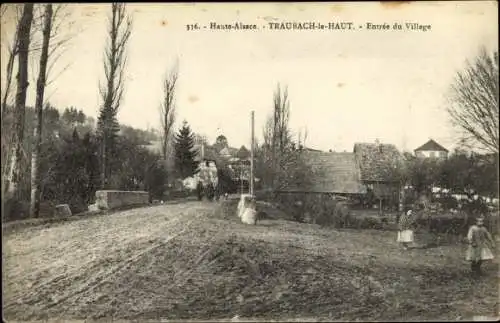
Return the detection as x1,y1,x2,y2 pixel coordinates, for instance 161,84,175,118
186,21,432,32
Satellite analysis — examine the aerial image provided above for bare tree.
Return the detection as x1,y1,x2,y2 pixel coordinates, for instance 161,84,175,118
29,5,75,87
97,3,132,188
0,4,8,18
4,4,34,199
29,4,53,218
159,60,179,162
297,126,308,149
273,83,291,153
262,115,274,149
1,5,22,117
271,83,292,189
447,47,499,154
1,5,71,115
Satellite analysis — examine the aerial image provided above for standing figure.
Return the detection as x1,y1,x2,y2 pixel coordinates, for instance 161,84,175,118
237,194,250,218
466,216,495,276
196,181,203,201
397,209,416,249
241,198,258,225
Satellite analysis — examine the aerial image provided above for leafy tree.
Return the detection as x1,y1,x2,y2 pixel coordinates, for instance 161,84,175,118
42,129,100,213
437,150,498,197
145,160,168,200
437,151,476,193
42,104,61,140
108,136,167,199
62,106,85,126
173,121,199,179
120,125,151,145
404,157,442,195
473,154,499,197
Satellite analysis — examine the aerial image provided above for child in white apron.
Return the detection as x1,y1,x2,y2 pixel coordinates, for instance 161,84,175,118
241,198,258,225
466,216,495,276
397,209,415,249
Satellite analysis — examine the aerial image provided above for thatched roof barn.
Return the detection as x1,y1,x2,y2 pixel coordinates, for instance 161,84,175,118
277,142,403,200
304,151,367,194
279,151,366,195
353,142,402,184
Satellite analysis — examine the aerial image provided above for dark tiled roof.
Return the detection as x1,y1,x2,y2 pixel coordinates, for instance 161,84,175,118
236,146,250,159
353,143,402,183
414,139,448,152
281,151,366,194
193,143,242,162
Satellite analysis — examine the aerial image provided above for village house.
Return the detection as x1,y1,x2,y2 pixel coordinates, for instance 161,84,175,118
297,151,366,196
278,141,403,210
414,139,449,159
353,142,402,209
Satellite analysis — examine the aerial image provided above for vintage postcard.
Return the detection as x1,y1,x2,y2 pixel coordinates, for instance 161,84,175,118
1,1,498,322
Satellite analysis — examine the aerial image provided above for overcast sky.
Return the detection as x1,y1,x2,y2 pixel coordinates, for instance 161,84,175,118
1,2,498,152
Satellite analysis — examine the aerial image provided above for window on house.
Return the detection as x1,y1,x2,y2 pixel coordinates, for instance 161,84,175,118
429,151,436,158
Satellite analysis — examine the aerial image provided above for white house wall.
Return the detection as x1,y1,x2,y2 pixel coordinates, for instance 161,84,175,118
415,150,448,158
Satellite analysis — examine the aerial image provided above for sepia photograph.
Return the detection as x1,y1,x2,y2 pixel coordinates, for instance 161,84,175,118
1,1,499,321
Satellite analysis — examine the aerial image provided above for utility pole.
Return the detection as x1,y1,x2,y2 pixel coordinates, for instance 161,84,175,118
201,141,205,160
250,110,255,196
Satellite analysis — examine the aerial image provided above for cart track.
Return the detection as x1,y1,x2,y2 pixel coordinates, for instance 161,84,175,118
2,201,212,315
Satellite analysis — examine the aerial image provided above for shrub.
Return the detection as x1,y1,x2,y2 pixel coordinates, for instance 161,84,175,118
434,195,458,210
2,197,30,222
254,189,275,202
349,216,384,230
415,212,498,237
273,192,352,228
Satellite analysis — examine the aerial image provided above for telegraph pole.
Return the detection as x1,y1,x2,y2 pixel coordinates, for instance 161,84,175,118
201,141,205,160
250,110,255,196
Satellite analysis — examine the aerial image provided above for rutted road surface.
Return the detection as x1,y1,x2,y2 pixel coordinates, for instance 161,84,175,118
2,201,213,320
3,200,499,321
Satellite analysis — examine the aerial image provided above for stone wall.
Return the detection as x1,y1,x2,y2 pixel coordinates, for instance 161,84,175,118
95,190,150,210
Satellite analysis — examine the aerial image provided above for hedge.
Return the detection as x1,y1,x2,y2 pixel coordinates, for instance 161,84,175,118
415,212,498,236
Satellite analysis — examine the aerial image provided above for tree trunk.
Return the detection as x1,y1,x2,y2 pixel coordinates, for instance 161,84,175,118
30,4,53,218
399,184,405,212
1,29,18,118
101,135,107,188
4,4,34,199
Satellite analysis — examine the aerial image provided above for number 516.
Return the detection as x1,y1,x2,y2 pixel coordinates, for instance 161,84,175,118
186,24,200,31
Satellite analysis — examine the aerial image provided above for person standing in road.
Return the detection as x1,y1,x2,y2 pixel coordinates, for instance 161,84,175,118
397,208,416,250
466,216,495,276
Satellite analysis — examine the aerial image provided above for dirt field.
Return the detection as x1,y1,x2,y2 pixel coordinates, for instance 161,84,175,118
2,200,499,321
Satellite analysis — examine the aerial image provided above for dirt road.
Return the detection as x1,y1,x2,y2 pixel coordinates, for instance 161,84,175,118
2,201,211,320
3,200,499,321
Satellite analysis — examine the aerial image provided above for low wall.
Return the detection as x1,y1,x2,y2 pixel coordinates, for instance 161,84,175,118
95,190,150,210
